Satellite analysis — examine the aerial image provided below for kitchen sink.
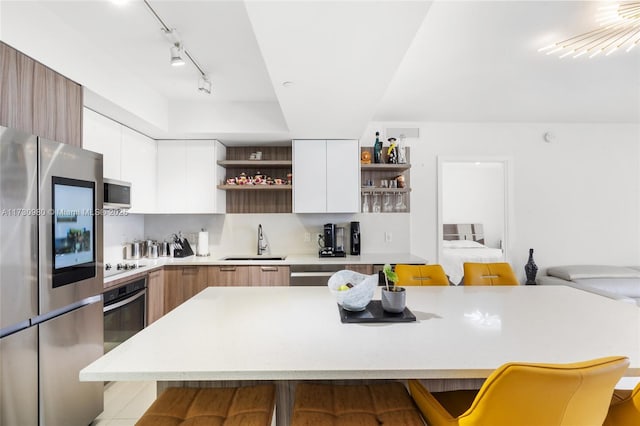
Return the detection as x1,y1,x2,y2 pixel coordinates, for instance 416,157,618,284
221,255,287,261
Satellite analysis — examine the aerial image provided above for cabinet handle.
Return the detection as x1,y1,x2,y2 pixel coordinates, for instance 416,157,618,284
219,266,237,272
261,266,278,272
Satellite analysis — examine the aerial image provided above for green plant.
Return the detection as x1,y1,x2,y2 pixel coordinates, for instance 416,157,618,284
383,264,398,291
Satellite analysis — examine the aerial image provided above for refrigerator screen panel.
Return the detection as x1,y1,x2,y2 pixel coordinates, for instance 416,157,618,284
51,176,96,288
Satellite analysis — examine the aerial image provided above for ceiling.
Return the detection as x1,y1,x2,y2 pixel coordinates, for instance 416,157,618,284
1,1,639,144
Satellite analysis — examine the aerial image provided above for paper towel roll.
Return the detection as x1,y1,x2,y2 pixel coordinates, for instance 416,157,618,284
197,230,209,256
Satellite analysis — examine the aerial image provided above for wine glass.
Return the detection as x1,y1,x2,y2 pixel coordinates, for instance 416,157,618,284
395,192,407,211
372,193,381,213
383,193,393,212
362,192,370,213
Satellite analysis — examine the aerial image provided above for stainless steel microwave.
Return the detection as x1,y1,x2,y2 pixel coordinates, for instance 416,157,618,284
103,178,131,209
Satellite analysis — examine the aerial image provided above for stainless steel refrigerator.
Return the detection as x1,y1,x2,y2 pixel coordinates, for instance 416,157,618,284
0,127,104,425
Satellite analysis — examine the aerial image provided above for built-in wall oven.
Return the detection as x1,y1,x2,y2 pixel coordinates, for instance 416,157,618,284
103,276,147,353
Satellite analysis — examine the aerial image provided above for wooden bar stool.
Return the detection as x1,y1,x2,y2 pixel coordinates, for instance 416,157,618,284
136,384,276,426
291,382,424,426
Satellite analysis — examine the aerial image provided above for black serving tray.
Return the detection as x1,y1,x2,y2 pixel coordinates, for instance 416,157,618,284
338,300,416,323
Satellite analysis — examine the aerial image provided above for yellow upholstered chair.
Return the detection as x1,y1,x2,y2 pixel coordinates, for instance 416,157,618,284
462,262,519,286
395,264,450,286
409,356,629,426
603,382,640,426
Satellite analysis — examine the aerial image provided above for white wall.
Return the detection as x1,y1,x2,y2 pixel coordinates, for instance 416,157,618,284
361,122,640,281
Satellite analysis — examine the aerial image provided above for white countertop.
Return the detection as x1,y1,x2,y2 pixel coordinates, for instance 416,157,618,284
104,252,427,284
81,285,640,382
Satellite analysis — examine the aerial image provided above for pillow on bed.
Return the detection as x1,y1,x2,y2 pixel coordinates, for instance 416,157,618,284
443,240,485,249
546,265,640,281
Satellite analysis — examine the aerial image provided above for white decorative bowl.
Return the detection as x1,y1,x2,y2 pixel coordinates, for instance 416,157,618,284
328,270,378,311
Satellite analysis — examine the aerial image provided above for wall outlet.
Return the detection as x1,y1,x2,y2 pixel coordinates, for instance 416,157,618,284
304,232,310,242
385,231,392,243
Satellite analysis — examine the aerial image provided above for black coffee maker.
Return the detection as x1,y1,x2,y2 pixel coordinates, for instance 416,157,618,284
319,223,346,257
350,221,360,255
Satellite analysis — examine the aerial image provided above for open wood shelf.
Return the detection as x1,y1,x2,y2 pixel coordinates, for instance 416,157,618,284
360,163,411,172
217,160,292,169
360,187,411,193
221,146,293,213
217,184,292,191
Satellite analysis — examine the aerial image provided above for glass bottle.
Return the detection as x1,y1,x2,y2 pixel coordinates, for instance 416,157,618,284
373,131,383,164
398,134,407,164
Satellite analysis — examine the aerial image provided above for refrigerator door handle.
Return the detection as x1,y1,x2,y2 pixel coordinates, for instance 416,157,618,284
31,295,102,325
103,289,145,313
0,319,31,339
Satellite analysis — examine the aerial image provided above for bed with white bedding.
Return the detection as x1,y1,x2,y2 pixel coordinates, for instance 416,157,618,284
441,223,504,285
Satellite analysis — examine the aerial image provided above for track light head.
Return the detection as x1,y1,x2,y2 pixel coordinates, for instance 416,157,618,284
170,43,185,67
198,75,212,94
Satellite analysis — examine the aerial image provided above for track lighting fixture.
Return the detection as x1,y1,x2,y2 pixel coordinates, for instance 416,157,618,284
143,0,212,94
198,75,212,94
170,43,185,67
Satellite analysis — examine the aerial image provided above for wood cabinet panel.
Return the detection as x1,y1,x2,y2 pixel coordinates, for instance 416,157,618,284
163,267,183,314
64,77,82,147
0,45,34,133
147,269,165,325
163,266,209,314
344,264,373,275
182,266,208,299
208,265,290,286
208,265,249,286
248,266,290,286
32,61,57,142
1,42,82,146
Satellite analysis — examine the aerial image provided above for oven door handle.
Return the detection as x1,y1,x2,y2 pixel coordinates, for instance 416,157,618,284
103,289,146,313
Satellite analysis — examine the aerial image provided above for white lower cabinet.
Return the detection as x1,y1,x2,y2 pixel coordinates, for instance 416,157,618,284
156,140,225,214
293,139,359,213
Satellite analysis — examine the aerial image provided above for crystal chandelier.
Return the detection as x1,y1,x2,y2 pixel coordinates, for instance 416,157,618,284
540,2,640,58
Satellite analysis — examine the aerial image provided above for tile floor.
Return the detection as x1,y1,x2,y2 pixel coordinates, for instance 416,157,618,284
91,381,156,426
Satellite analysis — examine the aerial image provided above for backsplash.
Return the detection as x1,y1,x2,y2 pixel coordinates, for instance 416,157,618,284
103,212,411,261
103,214,145,264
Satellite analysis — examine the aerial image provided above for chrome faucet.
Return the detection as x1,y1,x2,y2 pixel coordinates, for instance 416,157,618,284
257,224,268,255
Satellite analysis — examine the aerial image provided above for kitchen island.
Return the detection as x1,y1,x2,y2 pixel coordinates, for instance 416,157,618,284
82,285,640,423
82,285,640,381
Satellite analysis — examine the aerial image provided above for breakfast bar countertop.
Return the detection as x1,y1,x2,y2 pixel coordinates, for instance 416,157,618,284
80,285,640,382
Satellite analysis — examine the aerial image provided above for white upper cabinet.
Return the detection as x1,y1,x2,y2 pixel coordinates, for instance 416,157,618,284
83,108,157,213
293,140,327,213
293,139,359,213
121,127,157,213
156,140,225,214
82,109,121,179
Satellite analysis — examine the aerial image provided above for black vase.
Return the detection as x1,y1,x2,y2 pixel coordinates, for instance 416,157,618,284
525,248,538,285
